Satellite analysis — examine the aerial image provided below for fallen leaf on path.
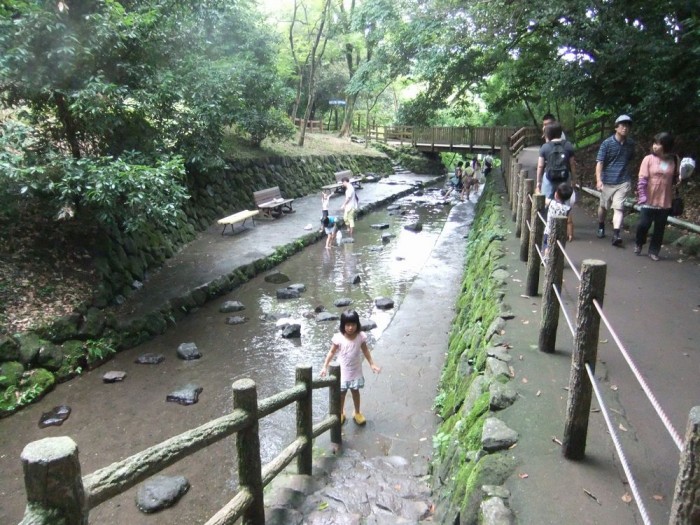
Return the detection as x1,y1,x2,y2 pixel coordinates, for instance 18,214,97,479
509,366,516,377
599,339,609,344
652,494,664,501
519,355,524,360
536,390,541,396
583,489,601,504
520,294,529,298
611,384,618,391
508,443,518,449
521,377,528,383
622,492,633,504
522,320,530,325
318,501,329,510
518,473,529,479
512,278,522,282
552,436,562,446
619,423,627,432
590,408,600,413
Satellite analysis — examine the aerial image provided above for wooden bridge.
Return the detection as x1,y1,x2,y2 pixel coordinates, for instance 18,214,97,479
367,116,612,155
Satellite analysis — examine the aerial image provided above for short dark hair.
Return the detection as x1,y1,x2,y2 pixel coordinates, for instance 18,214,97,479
556,182,574,201
457,161,464,167
339,310,361,335
341,176,350,183
653,132,674,153
542,113,556,123
544,122,563,140
321,216,330,227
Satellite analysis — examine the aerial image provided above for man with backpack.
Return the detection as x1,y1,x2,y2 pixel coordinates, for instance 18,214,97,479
536,121,576,200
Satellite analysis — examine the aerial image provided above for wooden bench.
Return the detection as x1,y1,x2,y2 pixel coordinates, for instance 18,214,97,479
253,187,295,220
321,169,363,193
217,209,259,235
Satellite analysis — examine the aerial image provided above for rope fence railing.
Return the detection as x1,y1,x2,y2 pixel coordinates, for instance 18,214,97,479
499,148,700,525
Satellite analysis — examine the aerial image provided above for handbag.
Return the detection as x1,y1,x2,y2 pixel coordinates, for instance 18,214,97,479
670,190,684,217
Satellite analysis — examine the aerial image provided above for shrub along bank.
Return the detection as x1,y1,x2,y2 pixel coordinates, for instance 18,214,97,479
0,152,397,417
431,178,519,524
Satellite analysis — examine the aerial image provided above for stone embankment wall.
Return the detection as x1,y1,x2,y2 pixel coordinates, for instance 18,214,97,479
0,153,394,416
430,178,519,524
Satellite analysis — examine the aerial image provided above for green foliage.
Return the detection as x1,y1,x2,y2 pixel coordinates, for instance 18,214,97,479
85,338,116,365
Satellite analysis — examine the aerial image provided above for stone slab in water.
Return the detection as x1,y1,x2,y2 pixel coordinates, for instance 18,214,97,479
135,353,165,365
281,324,301,338
177,342,201,361
264,272,290,284
102,371,127,383
404,222,423,232
38,405,71,428
288,283,306,293
225,315,247,325
316,311,340,322
135,475,190,513
276,288,300,300
166,384,203,406
334,298,352,307
381,233,394,243
374,297,395,310
360,318,377,331
370,223,390,230
219,300,245,313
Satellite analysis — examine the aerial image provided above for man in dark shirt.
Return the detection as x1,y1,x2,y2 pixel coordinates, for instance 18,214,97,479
595,114,636,246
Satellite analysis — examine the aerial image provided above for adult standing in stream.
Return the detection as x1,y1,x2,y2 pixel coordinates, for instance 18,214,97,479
341,176,359,237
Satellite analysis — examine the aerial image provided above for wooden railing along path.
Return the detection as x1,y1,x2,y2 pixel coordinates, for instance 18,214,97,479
19,365,342,525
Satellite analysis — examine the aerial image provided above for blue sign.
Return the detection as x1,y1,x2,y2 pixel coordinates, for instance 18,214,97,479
329,100,346,106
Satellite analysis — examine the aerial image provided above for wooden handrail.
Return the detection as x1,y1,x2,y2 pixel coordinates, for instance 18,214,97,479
20,364,342,525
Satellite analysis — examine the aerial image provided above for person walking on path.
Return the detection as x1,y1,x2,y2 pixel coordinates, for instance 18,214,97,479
542,112,567,142
536,121,576,200
634,132,679,261
320,310,381,426
341,176,359,237
595,114,636,246
543,182,574,263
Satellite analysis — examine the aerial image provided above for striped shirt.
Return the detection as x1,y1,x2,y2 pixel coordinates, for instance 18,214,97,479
596,134,636,185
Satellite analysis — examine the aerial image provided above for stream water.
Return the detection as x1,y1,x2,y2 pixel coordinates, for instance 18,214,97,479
0,184,460,524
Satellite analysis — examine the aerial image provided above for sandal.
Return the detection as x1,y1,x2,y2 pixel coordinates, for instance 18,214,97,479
353,413,366,426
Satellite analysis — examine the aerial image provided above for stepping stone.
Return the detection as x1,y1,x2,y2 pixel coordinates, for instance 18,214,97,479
280,324,301,338
225,316,247,325
404,222,423,232
136,475,190,513
219,300,245,313
265,272,290,284
135,353,165,365
334,298,352,307
276,288,300,300
177,342,201,361
316,312,340,322
166,384,203,406
102,371,127,383
374,297,395,310
371,223,390,230
38,405,71,428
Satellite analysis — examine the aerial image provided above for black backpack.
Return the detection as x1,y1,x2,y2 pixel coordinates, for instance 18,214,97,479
546,142,569,182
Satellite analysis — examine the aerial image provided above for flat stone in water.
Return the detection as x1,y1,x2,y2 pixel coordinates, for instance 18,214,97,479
177,342,201,361
38,405,71,428
225,315,247,325
334,298,352,307
166,384,203,406
374,297,395,310
381,233,394,243
135,475,190,513
370,223,390,230
219,300,245,313
260,312,292,322
276,288,300,300
360,318,377,331
280,324,301,338
102,371,127,383
404,222,423,232
316,311,340,322
264,271,290,284
288,283,306,293
135,353,165,365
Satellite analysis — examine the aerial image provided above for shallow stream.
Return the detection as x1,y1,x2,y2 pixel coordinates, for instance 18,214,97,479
0,184,460,524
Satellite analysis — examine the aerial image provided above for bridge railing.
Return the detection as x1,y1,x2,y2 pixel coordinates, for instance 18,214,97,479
368,125,518,151
19,364,342,525
500,158,700,524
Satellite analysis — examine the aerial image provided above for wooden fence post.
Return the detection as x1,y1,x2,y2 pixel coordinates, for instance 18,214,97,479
538,216,568,353
233,379,264,525
669,406,700,524
525,194,546,296
296,365,313,476
20,436,87,525
562,259,606,460
519,178,535,250
509,162,521,206
329,364,342,446
512,170,526,222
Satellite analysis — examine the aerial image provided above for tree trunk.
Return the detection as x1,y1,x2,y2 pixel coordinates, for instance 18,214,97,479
54,92,81,159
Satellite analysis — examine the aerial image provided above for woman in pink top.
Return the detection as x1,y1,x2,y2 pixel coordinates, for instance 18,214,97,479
320,310,381,425
635,132,678,260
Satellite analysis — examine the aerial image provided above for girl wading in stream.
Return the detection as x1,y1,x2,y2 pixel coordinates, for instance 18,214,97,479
320,310,381,425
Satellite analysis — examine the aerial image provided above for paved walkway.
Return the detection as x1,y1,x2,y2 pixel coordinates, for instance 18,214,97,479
498,147,700,524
